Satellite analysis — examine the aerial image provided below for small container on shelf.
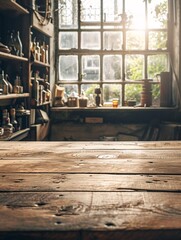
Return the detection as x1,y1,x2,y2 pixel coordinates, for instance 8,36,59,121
67,97,79,107
0,71,9,95
10,108,18,132
13,75,23,94
3,112,13,137
31,72,39,105
5,74,13,94
79,91,88,107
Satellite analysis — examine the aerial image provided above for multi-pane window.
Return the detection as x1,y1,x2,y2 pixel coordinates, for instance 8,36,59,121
56,0,169,107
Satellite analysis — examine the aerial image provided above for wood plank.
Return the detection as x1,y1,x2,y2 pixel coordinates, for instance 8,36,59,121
1,141,181,151
0,93,29,100
0,141,180,239
0,174,180,192
1,143,181,161
2,148,181,160
0,51,28,61
0,192,180,235
0,0,29,14
0,157,180,174
0,145,181,175
0,128,30,141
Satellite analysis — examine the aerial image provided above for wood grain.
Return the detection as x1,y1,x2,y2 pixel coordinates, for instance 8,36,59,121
0,156,180,174
0,141,181,239
0,173,180,192
0,192,180,231
1,140,181,151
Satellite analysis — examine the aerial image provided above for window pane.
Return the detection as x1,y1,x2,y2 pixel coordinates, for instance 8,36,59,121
103,0,123,23
148,31,167,50
81,84,99,96
82,55,100,81
59,56,78,80
125,55,144,80
81,84,99,106
103,32,123,50
59,32,78,49
103,84,122,104
81,0,100,22
152,84,160,107
103,55,122,80
125,84,142,105
63,84,78,98
126,31,145,50
147,54,169,79
81,32,100,49
125,0,145,29
147,0,168,29
58,0,78,29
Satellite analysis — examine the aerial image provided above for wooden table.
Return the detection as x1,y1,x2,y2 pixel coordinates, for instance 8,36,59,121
0,141,181,240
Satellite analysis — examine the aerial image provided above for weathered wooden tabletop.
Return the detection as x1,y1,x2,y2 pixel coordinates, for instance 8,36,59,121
0,141,181,240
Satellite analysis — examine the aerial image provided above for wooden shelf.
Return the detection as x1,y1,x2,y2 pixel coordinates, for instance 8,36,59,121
32,60,50,68
0,51,28,61
51,106,178,111
37,101,51,107
0,93,29,100
31,101,51,107
0,128,30,141
0,0,29,15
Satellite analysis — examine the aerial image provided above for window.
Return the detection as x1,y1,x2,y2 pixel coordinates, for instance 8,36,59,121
55,0,169,107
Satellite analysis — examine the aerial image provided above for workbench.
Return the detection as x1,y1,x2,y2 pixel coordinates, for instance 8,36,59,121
0,141,180,240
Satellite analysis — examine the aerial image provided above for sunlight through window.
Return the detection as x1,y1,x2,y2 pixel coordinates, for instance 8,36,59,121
56,0,169,108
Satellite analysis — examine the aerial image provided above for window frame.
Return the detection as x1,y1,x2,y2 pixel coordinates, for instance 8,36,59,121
54,0,172,108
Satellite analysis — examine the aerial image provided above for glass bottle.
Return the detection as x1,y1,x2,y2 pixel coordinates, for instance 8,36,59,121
2,109,8,127
35,42,40,61
30,31,33,53
3,113,13,136
0,71,9,94
14,31,23,57
31,37,37,60
10,108,18,132
40,42,46,63
13,75,20,94
45,44,49,64
88,94,95,107
14,75,21,86
45,77,51,102
7,31,16,55
32,72,39,105
5,74,13,94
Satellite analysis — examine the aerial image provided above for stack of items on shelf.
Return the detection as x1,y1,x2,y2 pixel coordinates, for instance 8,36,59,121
0,105,30,140
30,38,49,64
0,30,24,57
31,71,51,106
0,71,24,95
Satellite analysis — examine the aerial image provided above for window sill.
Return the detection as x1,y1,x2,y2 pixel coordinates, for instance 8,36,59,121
51,106,178,124
51,106,178,111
